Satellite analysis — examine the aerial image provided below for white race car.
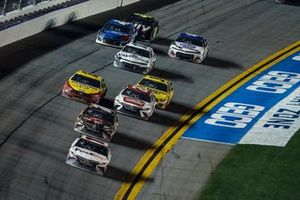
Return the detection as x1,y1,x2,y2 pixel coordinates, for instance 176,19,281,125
66,135,111,176
168,32,208,64
113,43,156,74
114,85,156,120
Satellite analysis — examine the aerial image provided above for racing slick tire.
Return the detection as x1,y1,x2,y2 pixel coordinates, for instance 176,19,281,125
96,166,106,176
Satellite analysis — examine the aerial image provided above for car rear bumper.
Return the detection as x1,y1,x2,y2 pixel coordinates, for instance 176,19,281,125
168,47,204,63
113,60,151,74
66,155,106,176
96,37,126,48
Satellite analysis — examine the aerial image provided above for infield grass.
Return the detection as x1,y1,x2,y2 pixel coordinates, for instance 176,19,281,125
200,129,300,200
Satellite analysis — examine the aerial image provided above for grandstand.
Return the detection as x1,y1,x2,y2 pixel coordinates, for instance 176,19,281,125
0,0,88,31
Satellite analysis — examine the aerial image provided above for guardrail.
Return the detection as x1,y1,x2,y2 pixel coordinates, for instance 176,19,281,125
0,0,141,47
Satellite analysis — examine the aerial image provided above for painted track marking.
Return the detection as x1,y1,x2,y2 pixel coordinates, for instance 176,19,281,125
114,41,300,200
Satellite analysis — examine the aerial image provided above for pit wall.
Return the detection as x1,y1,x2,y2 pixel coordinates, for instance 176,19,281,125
0,0,141,47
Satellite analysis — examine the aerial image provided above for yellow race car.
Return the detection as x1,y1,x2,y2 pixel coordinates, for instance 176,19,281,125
62,70,107,104
136,75,174,109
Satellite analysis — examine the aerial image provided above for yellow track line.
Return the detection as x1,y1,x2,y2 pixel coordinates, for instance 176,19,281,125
115,40,300,200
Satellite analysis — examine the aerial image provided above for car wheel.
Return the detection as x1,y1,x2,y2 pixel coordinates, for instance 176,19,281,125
142,69,148,75
96,166,105,175
194,58,202,64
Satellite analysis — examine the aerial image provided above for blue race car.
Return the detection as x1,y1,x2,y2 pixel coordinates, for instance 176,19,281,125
96,19,137,48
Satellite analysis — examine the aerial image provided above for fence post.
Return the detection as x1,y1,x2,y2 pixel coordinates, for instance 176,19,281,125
3,0,8,16
19,0,23,10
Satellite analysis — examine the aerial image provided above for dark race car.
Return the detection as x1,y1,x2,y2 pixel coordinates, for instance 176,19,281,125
127,13,159,42
74,104,118,142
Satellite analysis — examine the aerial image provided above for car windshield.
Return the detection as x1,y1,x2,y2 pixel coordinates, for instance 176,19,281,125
75,139,108,157
83,107,114,122
129,15,154,27
71,74,100,88
122,88,151,102
104,23,130,33
139,79,168,92
122,46,150,58
176,36,204,47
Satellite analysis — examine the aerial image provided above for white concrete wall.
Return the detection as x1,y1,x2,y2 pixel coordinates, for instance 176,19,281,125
0,0,76,22
0,0,140,47
121,0,141,6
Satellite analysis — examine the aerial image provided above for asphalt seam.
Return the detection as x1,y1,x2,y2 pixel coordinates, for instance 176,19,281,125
121,43,300,199
0,93,60,148
68,48,99,64
0,62,112,150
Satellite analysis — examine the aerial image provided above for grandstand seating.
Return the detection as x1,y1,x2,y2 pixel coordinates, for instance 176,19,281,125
0,0,88,31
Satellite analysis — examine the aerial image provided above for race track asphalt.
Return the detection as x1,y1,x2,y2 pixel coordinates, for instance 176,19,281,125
0,0,300,200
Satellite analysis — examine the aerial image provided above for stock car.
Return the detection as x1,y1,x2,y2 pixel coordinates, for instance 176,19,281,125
168,32,209,63
114,85,156,120
113,43,156,74
61,70,107,104
127,13,159,41
96,19,137,48
66,135,111,176
136,75,174,109
74,104,118,142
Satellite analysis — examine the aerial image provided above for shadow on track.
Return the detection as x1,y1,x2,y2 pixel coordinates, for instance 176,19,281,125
167,101,195,115
202,56,243,69
275,0,300,6
105,165,154,183
100,98,114,109
152,37,174,46
149,111,194,127
152,47,168,57
111,131,154,150
149,67,193,83
0,0,182,80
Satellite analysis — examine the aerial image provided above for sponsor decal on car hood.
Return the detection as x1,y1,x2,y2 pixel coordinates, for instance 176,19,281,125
120,52,149,64
123,96,145,107
83,116,112,126
74,147,109,163
83,116,104,125
175,41,203,53
103,30,129,40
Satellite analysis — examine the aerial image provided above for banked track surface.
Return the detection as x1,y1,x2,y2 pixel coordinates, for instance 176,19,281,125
0,0,300,200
